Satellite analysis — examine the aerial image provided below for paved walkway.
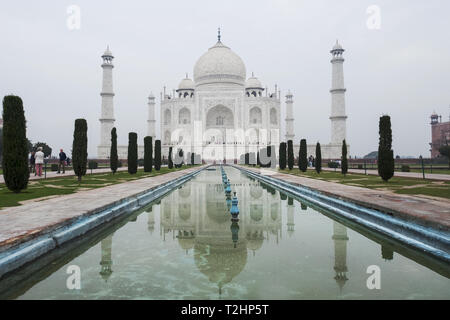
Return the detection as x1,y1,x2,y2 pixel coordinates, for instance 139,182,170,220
241,166,450,231
322,167,450,181
0,167,130,184
0,166,205,251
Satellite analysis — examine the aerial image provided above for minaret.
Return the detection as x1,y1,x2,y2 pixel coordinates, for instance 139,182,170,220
147,93,156,139
332,221,349,291
98,46,115,158
330,40,347,145
285,90,295,142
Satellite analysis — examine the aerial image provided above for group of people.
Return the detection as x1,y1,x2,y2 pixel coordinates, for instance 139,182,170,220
29,148,69,177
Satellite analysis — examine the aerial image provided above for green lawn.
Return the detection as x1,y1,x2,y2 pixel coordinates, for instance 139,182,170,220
0,166,198,209
278,168,450,200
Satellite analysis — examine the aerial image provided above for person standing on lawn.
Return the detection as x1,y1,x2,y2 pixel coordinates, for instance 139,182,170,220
29,151,36,175
35,147,44,177
57,148,67,174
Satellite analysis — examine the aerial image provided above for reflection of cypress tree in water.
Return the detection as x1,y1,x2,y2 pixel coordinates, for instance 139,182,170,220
381,245,394,261
287,200,295,236
99,233,114,282
280,192,287,201
287,197,294,206
147,207,154,234
332,221,349,291
300,203,307,211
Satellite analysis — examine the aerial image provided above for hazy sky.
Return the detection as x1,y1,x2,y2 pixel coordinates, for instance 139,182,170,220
1,0,449,158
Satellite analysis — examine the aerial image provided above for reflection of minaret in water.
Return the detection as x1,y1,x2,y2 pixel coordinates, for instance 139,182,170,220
147,207,155,234
332,221,348,291
287,198,295,237
99,233,114,282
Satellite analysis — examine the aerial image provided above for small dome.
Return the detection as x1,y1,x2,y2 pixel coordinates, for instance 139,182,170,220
148,92,155,99
245,74,262,89
194,41,246,86
178,76,195,90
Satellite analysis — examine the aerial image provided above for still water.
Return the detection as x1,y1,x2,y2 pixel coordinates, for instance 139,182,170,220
2,166,450,299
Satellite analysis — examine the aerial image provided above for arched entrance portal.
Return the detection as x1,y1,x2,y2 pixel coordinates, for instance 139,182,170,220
204,105,235,162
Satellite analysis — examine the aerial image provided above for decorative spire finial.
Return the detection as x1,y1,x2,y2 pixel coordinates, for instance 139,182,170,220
218,27,221,42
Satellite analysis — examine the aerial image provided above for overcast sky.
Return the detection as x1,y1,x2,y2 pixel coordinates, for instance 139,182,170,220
1,0,449,158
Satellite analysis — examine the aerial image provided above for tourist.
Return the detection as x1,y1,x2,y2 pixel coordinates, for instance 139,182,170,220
29,151,36,175
57,148,67,174
35,147,44,177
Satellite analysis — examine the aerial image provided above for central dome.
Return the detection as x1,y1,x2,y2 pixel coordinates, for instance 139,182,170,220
194,41,246,87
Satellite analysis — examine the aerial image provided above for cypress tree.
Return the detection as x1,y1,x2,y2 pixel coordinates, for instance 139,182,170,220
299,139,307,172
2,95,29,192
144,136,152,172
72,118,88,182
378,115,394,181
127,132,138,174
191,152,195,165
287,140,294,170
110,127,118,174
154,140,161,170
341,139,348,175
168,146,173,169
315,142,322,174
279,142,287,170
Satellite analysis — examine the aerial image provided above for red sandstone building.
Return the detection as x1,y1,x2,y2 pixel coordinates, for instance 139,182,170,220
430,112,450,158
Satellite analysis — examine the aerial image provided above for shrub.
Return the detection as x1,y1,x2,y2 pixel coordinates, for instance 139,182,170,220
299,139,307,172
128,132,138,174
154,140,161,170
138,159,144,167
72,119,88,182
328,161,339,168
110,128,118,174
287,140,294,170
144,136,152,172
168,147,173,169
401,165,410,172
341,139,348,175
315,142,322,174
2,95,29,193
358,164,363,169
51,164,59,171
378,115,394,181
279,142,287,170
88,161,98,174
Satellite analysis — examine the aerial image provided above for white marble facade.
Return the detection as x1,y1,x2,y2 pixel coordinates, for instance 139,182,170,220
160,38,281,161
97,36,348,160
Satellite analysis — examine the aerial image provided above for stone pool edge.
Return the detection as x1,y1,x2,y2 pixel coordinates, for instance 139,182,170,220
233,165,450,263
0,165,208,279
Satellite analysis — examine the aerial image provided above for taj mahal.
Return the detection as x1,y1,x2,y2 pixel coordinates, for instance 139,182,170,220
97,31,348,160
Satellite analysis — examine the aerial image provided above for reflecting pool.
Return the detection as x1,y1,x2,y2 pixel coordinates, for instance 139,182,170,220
1,166,449,299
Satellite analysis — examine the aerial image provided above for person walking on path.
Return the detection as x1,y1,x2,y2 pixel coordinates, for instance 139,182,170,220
29,151,36,175
57,149,67,174
35,147,45,177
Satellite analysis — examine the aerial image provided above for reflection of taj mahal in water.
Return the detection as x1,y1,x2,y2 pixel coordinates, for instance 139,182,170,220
98,169,351,293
